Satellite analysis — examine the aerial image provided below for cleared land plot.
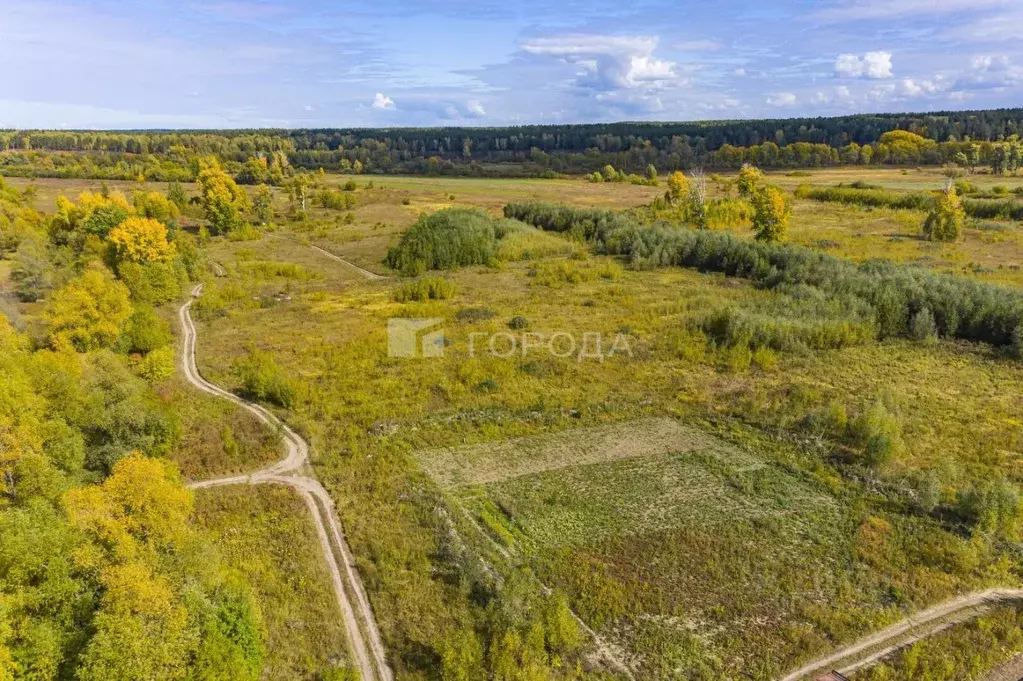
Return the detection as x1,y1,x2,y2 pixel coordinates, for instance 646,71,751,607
417,417,718,488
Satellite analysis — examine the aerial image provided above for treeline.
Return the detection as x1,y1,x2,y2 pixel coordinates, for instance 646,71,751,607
504,202,1023,353
3,108,1023,178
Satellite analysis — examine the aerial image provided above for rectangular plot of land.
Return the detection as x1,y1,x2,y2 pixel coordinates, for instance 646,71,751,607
418,417,727,488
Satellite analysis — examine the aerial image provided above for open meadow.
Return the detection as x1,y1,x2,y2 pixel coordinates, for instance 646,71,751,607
2,148,1023,680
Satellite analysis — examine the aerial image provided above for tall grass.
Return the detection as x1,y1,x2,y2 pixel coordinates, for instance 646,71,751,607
795,184,1023,222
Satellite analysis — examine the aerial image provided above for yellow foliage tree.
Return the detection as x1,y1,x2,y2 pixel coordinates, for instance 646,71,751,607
50,191,133,243
76,561,191,681
737,163,765,198
922,183,965,242
108,217,176,265
196,158,249,234
750,185,791,242
666,171,691,204
45,268,132,352
64,452,193,564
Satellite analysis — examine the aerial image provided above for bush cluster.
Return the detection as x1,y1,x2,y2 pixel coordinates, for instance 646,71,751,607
506,202,1023,352
385,208,497,275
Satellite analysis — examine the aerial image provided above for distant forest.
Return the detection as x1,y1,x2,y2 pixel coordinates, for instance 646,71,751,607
2,108,1022,180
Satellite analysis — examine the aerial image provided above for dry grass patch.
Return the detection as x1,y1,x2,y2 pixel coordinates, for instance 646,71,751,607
418,417,719,488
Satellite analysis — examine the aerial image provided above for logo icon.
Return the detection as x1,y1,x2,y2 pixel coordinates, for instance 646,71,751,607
388,318,445,358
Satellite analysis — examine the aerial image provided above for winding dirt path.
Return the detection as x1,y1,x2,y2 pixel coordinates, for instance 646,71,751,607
779,588,1023,680
180,282,392,681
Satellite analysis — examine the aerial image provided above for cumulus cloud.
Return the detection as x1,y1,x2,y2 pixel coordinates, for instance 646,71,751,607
954,55,1023,90
372,92,395,110
520,34,681,91
766,92,797,107
898,76,945,97
835,51,893,79
466,100,486,117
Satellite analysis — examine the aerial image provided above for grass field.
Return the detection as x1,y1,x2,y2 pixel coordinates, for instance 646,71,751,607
7,168,1023,679
193,485,355,679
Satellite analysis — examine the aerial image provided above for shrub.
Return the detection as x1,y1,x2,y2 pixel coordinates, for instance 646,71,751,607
508,316,529,330
393,277,455,302
385,208,497,276
455,307,496,323
315,189,356,210
850,401,905,468
233,349,297,408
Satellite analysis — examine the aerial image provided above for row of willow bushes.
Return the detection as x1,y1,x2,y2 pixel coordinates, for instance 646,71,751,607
504,202,1023,352
793,185,1023,221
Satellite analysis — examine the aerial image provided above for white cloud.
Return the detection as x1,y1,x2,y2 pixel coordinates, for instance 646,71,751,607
898,76,944,97
372,92,395,110
954,55,1023,90
467,99,486,116
520,34,680,91
733,67,747,77
835,51,893,79
766,92,797,107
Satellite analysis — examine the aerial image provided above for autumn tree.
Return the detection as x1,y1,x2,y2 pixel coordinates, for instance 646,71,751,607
196,159,249,234
252,184,273,224
132,191,179,225
45,268,132,352
666,171,691,204
737,163,764,198
108,217,176,266
50,191,132,246
750,185,791,242
922,183,964,242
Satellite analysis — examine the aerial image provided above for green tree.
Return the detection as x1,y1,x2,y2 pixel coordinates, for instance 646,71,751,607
252,185,273,224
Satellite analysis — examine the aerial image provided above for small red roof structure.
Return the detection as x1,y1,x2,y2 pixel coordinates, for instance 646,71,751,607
814,673,850,681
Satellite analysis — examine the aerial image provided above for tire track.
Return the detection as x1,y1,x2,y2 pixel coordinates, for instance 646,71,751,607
179,282,392,681
779,588,1023,680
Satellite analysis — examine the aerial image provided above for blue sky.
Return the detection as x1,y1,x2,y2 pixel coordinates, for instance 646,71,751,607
1,0,1021,129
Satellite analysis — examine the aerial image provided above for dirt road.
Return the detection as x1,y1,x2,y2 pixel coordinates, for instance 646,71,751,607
780,588,1023,681
180,282,392,681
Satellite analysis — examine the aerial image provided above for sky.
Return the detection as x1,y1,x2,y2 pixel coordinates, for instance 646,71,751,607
1,0,1022,129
